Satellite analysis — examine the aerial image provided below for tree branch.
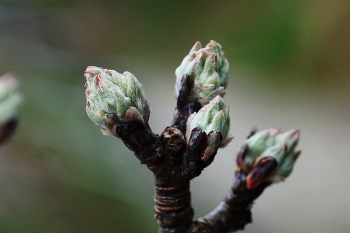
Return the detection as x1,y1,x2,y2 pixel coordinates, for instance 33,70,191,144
83,41,301,233
190,171,271,232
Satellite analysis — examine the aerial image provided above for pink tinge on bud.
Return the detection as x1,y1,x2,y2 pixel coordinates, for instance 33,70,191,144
190,41,202,52
0,74,18,86
84,70,93,75
269,128,284,135
208,53,217,61
198,50,207,58
209,40,219,46
93,75,102,87
199,84,215,91
84,66,102,78
188,52,197,59
287,129,300,137
123,71,138,81
96,110,104,116
123,71,132,77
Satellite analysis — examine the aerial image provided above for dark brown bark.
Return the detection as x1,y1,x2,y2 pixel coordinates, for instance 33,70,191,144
190,171,271,233
104,75,274,232
112,118,271,232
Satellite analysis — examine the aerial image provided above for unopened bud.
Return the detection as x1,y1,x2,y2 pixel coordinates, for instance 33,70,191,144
237,128,301,189
84,66,150,135
175,40,229,103
186,96,232,167
187,95,231,144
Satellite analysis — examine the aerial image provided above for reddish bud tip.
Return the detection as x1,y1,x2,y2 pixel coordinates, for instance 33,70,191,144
246,157,277,189
93,75,101,86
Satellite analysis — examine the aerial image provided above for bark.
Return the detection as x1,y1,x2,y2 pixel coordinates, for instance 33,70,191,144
105,75,273,232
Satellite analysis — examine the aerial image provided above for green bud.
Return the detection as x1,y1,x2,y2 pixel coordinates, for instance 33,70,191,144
0,73,22,125
240,128,301,185
175,40,229,103
245,128,284,161
84,66,149,135
186,95,231,146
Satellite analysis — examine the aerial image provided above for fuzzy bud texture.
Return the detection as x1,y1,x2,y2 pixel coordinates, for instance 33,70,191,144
0,73,22,124
175,40,229,101
84,66,149,134
187,95,230,142
240,128,301,185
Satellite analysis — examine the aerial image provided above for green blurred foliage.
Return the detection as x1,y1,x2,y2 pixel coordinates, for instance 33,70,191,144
0,0,349,232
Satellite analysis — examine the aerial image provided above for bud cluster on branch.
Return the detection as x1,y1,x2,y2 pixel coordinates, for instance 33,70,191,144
84,40,301,233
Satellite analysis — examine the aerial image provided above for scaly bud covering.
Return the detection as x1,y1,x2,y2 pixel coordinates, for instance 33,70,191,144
182,96,231,177
175,40,229,103
186,95,231,147
237,128,301,189
84,66,150,135
0,73,22,144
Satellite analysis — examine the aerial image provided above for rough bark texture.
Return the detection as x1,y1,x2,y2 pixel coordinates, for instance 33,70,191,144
111,117,271,232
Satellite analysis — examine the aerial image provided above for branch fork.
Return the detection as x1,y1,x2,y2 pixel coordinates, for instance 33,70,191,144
84,40,301,233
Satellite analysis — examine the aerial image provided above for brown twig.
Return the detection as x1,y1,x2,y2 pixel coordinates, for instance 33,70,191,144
101,75,272,233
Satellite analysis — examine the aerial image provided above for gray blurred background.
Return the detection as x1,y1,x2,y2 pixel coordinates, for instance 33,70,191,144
0,0,349,232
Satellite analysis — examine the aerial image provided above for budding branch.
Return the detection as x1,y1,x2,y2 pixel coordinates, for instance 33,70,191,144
102,75,272,233
84,40,300,233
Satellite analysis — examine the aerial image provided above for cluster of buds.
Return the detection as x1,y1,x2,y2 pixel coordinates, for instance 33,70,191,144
83,40,302,232
84,66,150,136
83,41,301,185
175,40,229,105
0,73,22,144
236,128,301,189
174,41,232,176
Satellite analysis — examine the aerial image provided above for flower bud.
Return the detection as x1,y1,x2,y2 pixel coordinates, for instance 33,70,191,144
0,73,22,144
186,95,232,165
186,95,230,143
84,66,150,135
175,40,229,103
183,96,232,177
237,128,301,189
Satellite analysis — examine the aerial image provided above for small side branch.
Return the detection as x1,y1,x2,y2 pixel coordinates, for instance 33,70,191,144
189,171,271,233
104,114,161,168
83,41,301,233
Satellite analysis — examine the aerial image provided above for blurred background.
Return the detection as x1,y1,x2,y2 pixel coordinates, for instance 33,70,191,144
0,0,349,232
